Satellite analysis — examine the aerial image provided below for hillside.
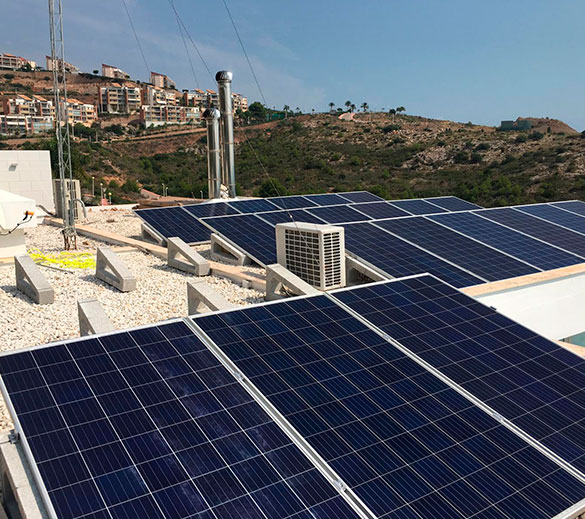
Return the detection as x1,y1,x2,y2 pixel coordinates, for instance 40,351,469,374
5,111,585,207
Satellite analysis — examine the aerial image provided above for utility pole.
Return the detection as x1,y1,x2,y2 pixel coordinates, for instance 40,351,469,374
49,0,76,249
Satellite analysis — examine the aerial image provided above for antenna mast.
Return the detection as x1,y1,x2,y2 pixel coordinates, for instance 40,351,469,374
48,0,76,250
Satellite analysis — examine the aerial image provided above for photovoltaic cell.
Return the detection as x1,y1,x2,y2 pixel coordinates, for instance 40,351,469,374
306,205,372,224
227,199,280,213
0,322,358,519
476,208,585,259
135,207,211,243
343,222,484,288
552,200,585,217
425,197,482,212
515,205,585,236
303,194,351,206
337,191,384,203
377,217,539,281
267,196,318,210
257,209,325,226
183,202,241,218
429,212,583,271
202,214,277,265
349,202,411,220
194,295,585,519
388,199,449,215
333,275,585,477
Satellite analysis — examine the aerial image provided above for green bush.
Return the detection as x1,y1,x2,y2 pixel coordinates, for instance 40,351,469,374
122,179,140,193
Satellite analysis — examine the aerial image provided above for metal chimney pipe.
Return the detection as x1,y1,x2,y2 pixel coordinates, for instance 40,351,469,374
216,70,236,198
203,108,222,199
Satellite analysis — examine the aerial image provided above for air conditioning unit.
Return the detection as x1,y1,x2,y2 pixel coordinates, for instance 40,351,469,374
276,222,346,291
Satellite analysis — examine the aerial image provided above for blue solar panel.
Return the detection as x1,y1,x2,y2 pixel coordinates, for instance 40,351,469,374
552,200,585,217
377,217,538,281
194,295,585,519
350,202,411,219
477,208,585,259
183,202,241,218
306,205,372,224
425,197,482,211
515,205,585,236
337,191,384,203
333,275,585,477
135,207,211,243
0,322,358,519
429,212,583,271
227,199,280,213
202,214,277,265
344,222,484,288
388,200,449,215
267,196,319,209
257,209,325,226
303,194,351,206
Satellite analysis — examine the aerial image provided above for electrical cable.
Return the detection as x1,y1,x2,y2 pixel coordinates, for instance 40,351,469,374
167,0,200,89
0,213,33,236
121,0,150,79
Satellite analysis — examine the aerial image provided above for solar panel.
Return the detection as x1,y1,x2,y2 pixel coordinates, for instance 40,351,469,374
349,201,411,219
337,191,384,203
306,205,372,224
267,195,318,210
388,199,449,215
343,222,484,288
193,295,585,519
429,211,583,271
303,194,351,206
183,202,241,218
476,208,585,259
257,209,325,226
227,199,280,213
202,214,277,265
135,207,211,244
515,204,585,236
377,217,539,281
551,200,585,217
0,321,359,519
333,275,585,477
425,197,482,212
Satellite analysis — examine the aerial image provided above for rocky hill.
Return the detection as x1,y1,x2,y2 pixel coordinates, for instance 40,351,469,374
5,111,585,207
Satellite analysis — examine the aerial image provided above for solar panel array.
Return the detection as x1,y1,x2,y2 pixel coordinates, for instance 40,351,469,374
5,275,585,519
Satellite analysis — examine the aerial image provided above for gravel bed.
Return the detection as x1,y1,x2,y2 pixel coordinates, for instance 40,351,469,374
0,217,266,429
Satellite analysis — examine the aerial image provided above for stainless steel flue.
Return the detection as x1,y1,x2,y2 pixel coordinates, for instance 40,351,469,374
216,70,236,198
203,108,222,199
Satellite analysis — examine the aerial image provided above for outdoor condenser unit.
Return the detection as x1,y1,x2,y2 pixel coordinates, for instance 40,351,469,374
276,222,346,290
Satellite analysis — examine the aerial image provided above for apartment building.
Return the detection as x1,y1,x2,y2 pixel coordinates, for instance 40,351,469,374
140,105,199,127
150,71,176,90
0,114,54,135
232,92,248,112
181,89,248,113
45,56,80,74
206,89,219,107
33,95,56,118
61,99,97,126
101,64,130,80
0,94,55,118
0,53,36,70
182,89,207,107
98,83,141,114
141,85,178,106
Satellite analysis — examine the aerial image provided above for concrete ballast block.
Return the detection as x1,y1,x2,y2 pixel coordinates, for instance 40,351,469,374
167,237,210,276
78,298,115,336
14,255,54,305
95,247,137,292
345,255,388,286
141,223,166,246
210,233,250,266
187,280,235,315
265,263,320,301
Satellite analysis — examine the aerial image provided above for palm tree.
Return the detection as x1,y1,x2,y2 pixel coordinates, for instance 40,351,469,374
361,102,369,112
389,108,396,122
329,102,335,112
345,100,351,112
396,106,406,115
283,105,290,119
350,103,356,113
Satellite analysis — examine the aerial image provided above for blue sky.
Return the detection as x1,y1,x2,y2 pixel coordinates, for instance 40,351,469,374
4,0,585,129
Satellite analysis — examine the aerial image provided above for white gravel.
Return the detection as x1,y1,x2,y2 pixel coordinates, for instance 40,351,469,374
0,213,266,429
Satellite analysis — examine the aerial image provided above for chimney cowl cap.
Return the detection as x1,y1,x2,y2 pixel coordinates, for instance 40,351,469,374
203,108,221,119
215,70,233,82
